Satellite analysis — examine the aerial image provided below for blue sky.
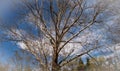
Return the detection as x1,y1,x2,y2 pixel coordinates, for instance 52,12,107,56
0,42,18,64
0,0,23,64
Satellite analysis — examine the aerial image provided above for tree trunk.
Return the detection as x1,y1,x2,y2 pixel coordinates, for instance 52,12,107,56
52,51,60,71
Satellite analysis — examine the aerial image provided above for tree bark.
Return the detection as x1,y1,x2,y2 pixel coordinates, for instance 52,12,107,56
52,50,60,71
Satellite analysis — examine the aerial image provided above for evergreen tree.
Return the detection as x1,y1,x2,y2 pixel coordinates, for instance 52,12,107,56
85,58,90,71
77,58,85,71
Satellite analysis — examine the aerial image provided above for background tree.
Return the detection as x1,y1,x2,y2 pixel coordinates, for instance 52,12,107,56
76,58,85,71
0,63,9,71
10,50,33,71
85,58,90,71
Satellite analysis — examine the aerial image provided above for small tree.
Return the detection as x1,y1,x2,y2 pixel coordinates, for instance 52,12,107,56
77,58,85,71
85,58,90,71
10,50,33,71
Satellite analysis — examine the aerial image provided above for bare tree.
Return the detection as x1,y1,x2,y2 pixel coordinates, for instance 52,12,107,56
9,50,33,71
0,0,112,71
